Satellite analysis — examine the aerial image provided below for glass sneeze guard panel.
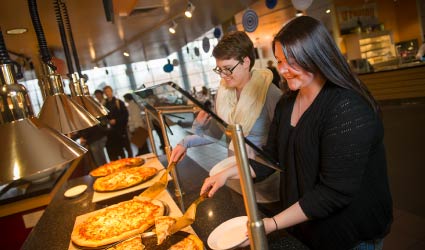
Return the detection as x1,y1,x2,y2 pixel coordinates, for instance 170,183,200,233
133,82,281,172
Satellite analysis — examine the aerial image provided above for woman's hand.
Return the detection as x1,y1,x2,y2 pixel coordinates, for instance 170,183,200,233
170,144,187,162
200,171,230,197
195,110,211,125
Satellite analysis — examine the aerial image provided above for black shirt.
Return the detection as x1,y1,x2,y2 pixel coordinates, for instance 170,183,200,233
254,83,393,250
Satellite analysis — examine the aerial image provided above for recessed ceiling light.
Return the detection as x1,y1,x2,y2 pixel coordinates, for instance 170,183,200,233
6,28,28,35
326,9,331,14
123,52,130,57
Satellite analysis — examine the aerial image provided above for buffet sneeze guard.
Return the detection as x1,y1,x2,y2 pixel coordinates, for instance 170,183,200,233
133,82,281,170
135,85,200,208
134,81,280,249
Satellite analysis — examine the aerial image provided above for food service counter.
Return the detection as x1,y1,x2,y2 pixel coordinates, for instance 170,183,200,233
22,155,308,250
359,62,425,101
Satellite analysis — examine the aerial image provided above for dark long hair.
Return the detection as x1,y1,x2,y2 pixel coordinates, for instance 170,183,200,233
273,16,379,113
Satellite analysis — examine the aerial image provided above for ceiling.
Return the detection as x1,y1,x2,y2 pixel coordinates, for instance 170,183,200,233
0,0,262,73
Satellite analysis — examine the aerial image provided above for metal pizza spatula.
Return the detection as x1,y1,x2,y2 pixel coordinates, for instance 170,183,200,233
140,161,177,199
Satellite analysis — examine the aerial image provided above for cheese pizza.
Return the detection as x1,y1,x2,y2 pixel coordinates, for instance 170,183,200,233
90,157,145,177
71,196,164,248
93,166,158,192
169,234,204,250
154,216,177,245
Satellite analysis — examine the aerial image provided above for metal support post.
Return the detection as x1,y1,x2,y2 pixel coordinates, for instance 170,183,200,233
229,124,268,250
144,109,157,156
158,111,183,200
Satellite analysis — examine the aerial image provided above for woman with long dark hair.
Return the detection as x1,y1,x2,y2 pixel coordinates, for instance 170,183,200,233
201,16,392,250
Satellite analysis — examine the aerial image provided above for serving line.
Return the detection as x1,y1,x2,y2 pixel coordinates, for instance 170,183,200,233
22,154,309,250
21,155,191,250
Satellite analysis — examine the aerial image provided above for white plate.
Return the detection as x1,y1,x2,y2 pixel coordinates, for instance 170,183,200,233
208,216,248,250
64,185,88,198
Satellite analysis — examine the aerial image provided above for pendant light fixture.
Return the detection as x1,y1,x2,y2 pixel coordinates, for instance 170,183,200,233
54,0,109,118
28,0,99,134
54,0,108,119
0,28,87,184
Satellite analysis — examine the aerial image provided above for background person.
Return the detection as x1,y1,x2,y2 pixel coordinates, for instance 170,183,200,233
196,86,212,110
201,16,393,250
94,89,106,105
267,59,282,89
103,85,132,160
416,36,425,61
124,93,149,156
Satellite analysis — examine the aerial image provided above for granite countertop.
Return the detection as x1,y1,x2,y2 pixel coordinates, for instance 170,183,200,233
22,156,309,250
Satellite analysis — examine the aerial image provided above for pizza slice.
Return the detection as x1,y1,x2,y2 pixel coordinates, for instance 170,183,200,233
93,166,158,192
169,234,204,250
90,157,145,177
154,216,177,245
108,235,145,250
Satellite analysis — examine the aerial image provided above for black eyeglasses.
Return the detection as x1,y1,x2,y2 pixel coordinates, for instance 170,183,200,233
213,61,241,76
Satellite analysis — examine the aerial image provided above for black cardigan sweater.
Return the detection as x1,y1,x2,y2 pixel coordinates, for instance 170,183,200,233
254,83,393,250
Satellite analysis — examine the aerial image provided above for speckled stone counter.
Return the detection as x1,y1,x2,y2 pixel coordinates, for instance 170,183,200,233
22,156,309,250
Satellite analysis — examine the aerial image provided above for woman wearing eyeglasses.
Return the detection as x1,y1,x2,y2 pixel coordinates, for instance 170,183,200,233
170,31,282,201
201,16,393,250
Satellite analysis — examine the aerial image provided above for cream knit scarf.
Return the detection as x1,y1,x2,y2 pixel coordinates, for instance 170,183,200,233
215,69,273,135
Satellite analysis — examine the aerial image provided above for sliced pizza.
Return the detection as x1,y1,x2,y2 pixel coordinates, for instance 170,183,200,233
93,166,158,192
108,235,145,250
154,216,177,245
71,196,164,248
169,234,204,250
90,157,145,177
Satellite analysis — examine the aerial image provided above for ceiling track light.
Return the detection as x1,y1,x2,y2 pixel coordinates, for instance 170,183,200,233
184,2,195,18
169,21,177,34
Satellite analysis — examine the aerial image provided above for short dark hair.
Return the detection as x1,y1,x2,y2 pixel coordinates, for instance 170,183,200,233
94,89,103,95
123,93,134,101
103,85,112,92
212,31,255,70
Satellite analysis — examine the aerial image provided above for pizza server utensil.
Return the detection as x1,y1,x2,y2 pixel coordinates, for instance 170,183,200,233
169,188,210,235
140,161,177,199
